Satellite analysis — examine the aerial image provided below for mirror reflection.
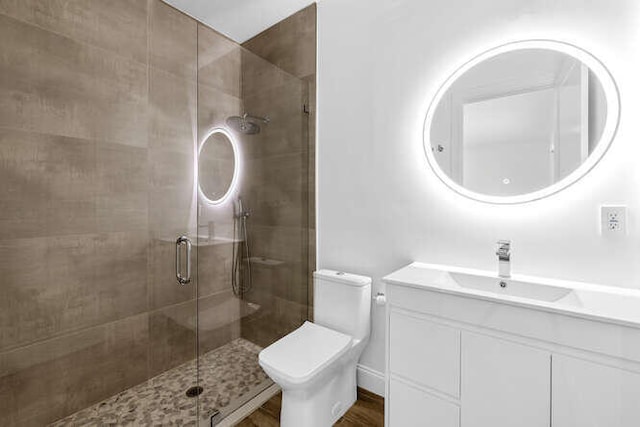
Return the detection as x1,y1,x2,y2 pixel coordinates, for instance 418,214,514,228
199,130,236,203
427,46,612,199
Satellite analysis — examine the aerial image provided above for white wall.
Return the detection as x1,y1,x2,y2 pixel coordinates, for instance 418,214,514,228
316,0,640,395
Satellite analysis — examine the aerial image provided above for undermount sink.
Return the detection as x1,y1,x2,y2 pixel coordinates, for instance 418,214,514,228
448,272,573,302
383,262,640,327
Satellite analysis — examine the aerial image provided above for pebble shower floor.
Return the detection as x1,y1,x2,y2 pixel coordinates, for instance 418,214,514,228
50,339,270,426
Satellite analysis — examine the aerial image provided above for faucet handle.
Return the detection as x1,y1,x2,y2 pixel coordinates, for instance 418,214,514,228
496,240,511,258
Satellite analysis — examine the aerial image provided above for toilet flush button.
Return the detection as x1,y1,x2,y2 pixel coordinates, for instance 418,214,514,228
331,402,343,417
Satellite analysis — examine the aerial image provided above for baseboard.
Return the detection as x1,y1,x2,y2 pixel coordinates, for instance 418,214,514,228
356,364,385,397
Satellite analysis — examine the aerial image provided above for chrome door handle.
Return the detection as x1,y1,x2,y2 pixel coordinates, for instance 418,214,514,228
176,235,192,285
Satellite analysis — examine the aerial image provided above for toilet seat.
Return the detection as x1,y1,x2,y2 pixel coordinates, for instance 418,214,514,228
259,321,352,386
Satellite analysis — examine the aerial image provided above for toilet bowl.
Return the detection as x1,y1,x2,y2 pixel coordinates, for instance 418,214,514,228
258,270,372,427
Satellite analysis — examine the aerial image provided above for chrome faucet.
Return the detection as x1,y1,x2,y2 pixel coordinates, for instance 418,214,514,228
496,240,511,278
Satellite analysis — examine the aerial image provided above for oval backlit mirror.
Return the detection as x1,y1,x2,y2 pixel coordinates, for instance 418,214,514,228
198,128,239,205
424,40,619,204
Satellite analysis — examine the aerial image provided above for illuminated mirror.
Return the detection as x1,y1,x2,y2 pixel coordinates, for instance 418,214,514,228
424,41,619,203
198,128,239,205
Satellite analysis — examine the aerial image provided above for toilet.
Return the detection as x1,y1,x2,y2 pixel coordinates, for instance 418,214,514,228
258,270,372,427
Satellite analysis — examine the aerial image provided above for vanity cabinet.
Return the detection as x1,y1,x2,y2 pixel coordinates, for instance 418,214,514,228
388,311,461,426
552,355,640,427
389,311,460,397
389,378,460,427
384,273,640,427
461,332,550,427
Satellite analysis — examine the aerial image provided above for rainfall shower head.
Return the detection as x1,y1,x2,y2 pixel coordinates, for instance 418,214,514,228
226,113,270,135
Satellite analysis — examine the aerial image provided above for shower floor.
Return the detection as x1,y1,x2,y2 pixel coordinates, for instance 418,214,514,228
50,338,271,426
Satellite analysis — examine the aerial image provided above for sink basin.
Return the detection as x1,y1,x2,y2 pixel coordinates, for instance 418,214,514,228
383,262,640,327
448,272,573,302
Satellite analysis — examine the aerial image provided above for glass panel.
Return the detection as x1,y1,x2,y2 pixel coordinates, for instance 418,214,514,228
145,0,201,423
0,1,200,425
0,1,312,425
196,25,311,424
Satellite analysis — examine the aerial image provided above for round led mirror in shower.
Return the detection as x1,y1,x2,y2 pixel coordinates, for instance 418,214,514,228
424,40,620,204
198,128,240,205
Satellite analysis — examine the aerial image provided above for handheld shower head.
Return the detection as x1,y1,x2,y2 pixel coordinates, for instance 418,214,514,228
235,197,249,218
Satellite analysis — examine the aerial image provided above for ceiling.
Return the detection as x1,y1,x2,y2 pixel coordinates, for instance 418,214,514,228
163,0,315,43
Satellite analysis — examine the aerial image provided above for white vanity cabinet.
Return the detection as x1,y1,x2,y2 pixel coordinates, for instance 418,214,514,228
388,311,461,426
461,332,550,427
552,355,640,427
389,311,460,398
388,378,460,426
386,309,551,427
384,263,640,427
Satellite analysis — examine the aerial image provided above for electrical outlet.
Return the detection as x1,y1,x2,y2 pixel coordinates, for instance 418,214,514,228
601,205,627,235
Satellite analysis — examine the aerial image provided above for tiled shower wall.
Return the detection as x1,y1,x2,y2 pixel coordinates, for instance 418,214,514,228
0,1,253,425
0,0,315,424
240,5,317,345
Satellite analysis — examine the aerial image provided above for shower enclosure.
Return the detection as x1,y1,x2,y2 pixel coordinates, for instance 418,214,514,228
0,1,315,425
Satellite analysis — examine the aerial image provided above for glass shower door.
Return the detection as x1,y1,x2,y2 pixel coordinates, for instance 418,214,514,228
146,15,201,422
0,1,202,425
195,22,311,425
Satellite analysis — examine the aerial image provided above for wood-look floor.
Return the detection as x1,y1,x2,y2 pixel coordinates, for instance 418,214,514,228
236,388,384,426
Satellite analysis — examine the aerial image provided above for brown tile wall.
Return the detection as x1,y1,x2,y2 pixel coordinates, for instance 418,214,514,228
241,4,317,345
0,0,315,424
243,5,317,80
0,1,245,425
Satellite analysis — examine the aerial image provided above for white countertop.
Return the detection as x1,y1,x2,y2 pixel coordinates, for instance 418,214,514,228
383,262,640,328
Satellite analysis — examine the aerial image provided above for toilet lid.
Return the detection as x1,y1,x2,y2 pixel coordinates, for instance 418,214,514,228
259,321,352,385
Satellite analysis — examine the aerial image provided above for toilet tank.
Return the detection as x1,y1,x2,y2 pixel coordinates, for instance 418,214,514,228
313,270,372,342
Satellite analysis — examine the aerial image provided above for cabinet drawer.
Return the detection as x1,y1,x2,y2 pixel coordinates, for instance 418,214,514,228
389,378,459,427
390,310,460,397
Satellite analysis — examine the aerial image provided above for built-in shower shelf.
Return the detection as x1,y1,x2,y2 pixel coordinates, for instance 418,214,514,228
246,256,285,266
156,235,243,247
194,236,243,247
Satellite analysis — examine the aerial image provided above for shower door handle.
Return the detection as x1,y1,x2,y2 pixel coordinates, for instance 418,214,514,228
175,235,192,285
